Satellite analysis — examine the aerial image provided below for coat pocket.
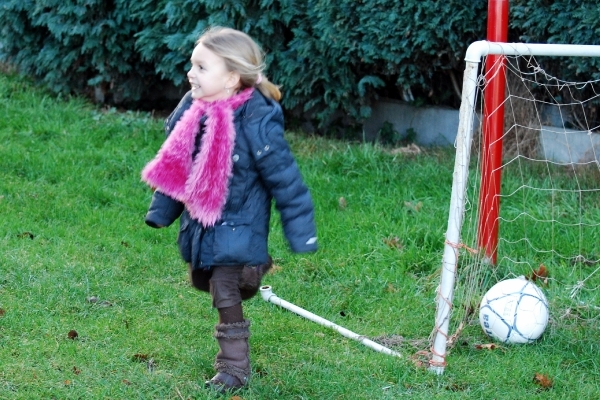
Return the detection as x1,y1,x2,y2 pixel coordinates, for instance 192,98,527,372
212,220,253,265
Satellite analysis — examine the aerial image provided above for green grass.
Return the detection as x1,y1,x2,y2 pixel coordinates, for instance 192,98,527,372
1,72,599,399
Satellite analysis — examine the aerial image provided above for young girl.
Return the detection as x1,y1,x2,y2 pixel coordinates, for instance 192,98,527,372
141,27,317,392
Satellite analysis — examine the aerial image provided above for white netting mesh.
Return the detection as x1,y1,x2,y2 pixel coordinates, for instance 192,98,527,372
432,51,600,366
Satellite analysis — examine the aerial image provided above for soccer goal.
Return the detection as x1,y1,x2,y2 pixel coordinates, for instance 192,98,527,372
429,41,600,374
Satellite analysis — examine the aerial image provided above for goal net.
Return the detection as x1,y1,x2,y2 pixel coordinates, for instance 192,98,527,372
429,42,600,374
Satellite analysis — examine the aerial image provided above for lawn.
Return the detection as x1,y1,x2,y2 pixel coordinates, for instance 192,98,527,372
1,72,599,399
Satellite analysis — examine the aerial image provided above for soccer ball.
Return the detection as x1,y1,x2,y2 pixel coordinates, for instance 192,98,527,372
479,277,549,344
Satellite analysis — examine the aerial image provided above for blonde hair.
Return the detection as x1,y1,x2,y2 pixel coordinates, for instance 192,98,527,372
197,27,281,102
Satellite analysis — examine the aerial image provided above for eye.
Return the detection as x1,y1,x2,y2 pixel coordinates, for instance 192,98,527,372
190,61,202,71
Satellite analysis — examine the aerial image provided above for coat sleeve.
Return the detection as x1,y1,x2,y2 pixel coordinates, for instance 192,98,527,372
251,103,318,253
145,191,184,228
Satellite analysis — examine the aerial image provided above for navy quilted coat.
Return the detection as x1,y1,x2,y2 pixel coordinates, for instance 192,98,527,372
144,89,317,269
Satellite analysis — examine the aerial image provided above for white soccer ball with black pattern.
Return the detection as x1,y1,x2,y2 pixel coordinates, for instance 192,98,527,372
479,277,549,344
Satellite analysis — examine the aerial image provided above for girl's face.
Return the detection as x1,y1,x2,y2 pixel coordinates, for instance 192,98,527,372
187,42,239,102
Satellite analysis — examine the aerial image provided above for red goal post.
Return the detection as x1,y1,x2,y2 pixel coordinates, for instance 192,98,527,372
430,41,600,375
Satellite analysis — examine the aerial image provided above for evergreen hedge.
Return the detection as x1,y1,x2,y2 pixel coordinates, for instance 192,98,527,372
1,0,598,133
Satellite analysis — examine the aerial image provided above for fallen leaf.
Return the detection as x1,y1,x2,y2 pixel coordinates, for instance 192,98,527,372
528,264,549,283
445,383,467,392
410,350,431,369
122,379,132,385
67,330,78,340
132,353,149,362
338,197,347,210
404,201,423,212
386,283,399,293
73,366,81,375
17,231,34,239
131,353,157,372
121,241,130,247
64,380,71,386
86,296,113,307
0,308,5,317
533,372,553,389
475,343,498,350
383,235,403,250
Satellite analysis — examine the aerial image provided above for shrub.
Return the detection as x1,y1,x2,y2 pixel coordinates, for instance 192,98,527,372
0,0,166,105
273,0,487,134
510,0,600,129
1,0,599,133
511,0,600,79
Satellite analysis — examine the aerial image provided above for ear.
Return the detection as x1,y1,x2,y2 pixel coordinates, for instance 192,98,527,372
226,71,241,90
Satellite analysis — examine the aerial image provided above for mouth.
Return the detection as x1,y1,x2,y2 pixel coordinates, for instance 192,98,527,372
190,82,200,90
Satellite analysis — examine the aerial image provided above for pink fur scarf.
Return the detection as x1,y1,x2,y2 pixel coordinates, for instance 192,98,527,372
141,88,254,227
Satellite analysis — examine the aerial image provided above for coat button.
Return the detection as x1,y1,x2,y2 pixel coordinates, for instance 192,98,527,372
232,154,239,162
264,145,270,151
256,150,262,156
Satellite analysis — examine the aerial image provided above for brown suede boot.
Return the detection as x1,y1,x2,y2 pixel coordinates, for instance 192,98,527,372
205,320,251,393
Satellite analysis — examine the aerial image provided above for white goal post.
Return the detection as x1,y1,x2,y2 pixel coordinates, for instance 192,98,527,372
430,41,600,375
